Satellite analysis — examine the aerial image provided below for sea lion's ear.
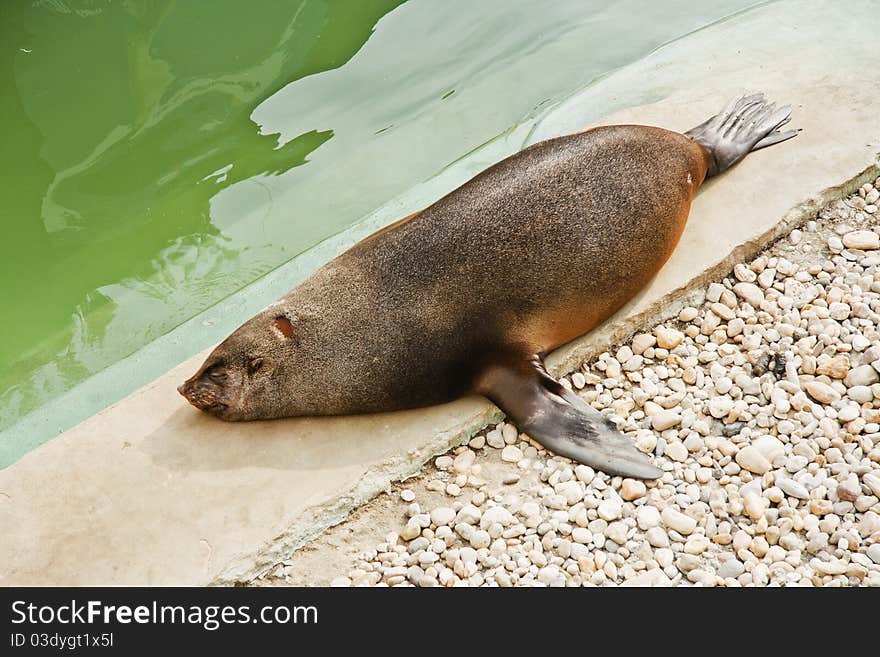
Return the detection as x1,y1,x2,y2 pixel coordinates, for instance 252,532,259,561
272,315,294,339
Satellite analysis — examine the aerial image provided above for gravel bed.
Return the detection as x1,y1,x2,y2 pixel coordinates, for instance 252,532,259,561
264,177,880,587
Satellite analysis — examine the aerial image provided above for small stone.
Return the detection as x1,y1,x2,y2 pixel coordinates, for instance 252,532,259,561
852,335,871,352
733,282,764,307
622,355,644,371
847,385,874,403
757,268,776,288
635,431,657,454
652,410,682,431
751,435,784,464
811,558,848,575
684,535,710,555
676,554,701,574
430,507,456,526
717,559,745,579
620,479,647,501
401,521,421,541
501,445,523,463
646,526,669,547
678,307,699,322
706,282,725,302
777,478,810,499
655,326,684,350
864,474,880,497
469,530,491,549
664,441,688,462
455,504,482,525
816,355,850,379
620,569,672,587
727,318,745,336
743,493,768,520
859,512,880,538
575,465,595,484
842,230,879,250
734,263,757,282
605,521,628,545
735,446,772,474
804,380,841,404
486,429,505,449
809,499,833,515
661,507,697,535
708,396,734,419
837,481,860,502
844,365,879,388
636,505,661,530
538,565,564,586
453,449,476,473
556,480,584,506
480,506,514,529
598,499,623,521
711,302,736,321
400,489,416,502
837,404,860,422
571,527,592,544
631,333,657,355
785,455,809,472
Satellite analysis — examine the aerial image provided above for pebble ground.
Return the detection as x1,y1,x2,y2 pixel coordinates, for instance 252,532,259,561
257,179,880,587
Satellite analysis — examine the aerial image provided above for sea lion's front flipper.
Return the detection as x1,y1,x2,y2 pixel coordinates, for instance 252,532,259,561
477,355,663,480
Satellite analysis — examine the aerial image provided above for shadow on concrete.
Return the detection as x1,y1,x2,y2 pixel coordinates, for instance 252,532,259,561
140,397,493,472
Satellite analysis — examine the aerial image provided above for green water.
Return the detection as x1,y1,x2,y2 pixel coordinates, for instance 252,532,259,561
1,0,763,466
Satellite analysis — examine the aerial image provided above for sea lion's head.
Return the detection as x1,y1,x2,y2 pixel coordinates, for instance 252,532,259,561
178,309,305,421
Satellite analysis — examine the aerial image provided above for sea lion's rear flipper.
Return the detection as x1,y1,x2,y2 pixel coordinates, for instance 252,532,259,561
477,355,663,480
685,92,799,177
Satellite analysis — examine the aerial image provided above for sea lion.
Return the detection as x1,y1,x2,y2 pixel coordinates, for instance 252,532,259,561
179,93,798,479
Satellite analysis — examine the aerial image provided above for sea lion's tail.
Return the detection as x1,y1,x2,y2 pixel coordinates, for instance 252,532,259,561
685,93,799,178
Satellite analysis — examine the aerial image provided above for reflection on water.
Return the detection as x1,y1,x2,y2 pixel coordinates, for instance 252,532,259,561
1,0,762,464
1,0,402,429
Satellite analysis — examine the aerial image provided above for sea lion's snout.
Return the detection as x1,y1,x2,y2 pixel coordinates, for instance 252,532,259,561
178,370,233,418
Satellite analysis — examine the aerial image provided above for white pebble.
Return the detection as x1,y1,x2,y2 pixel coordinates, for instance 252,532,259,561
842,230,879,250
660,507,696,535
597,499,623,521
501,445,523,463
620,479,647,501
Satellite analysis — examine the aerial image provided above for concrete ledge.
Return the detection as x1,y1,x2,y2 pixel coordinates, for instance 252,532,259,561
2,0,879,585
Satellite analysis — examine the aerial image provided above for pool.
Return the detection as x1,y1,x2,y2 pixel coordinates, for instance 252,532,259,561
1,0,765,467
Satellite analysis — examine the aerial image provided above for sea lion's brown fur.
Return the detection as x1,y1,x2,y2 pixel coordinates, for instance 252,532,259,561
180,94,797,478
183,126,703,415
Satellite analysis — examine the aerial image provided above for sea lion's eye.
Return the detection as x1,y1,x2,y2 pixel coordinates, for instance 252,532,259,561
209,368,227,382
247,357,264,374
